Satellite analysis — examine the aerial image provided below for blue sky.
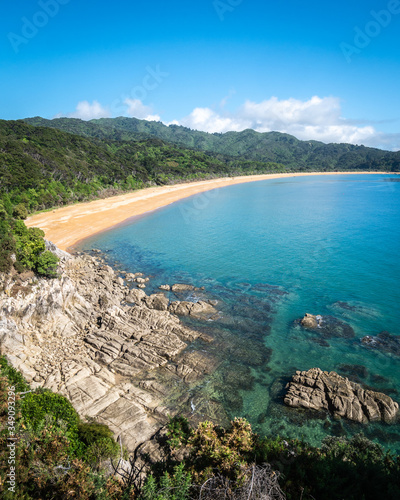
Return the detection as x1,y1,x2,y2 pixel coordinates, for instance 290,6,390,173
1,0,399,150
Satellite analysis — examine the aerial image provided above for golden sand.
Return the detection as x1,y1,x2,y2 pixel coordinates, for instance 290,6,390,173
25,172,395,251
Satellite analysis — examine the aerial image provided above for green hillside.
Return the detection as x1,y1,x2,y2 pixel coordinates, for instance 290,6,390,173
0,119,279,276
0,119,284,214
24,116,400,172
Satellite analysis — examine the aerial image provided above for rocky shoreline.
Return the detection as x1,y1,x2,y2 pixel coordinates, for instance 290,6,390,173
1,247,399,457
0,243,221,452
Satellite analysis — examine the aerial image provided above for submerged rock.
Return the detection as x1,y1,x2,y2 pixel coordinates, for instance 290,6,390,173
298,313,355,339
338,363,368,382
171,283,195,292
361,331,400,357
284,367,399,424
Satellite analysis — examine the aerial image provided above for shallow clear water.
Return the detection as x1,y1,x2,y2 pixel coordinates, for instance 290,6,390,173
78,174,400,453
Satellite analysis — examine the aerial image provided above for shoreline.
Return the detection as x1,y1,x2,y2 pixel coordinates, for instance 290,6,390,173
26,171,397,251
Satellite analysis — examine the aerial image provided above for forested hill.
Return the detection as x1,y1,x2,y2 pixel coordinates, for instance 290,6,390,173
0,119,282,214
25,116,400,172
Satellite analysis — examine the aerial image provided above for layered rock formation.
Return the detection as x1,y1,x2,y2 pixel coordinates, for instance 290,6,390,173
0,246,217,452
284,368,399,424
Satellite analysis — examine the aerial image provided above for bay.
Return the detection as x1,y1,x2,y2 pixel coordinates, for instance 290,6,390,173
78,174,400,453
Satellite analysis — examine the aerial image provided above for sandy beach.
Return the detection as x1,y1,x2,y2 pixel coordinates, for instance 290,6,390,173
25,172,395,251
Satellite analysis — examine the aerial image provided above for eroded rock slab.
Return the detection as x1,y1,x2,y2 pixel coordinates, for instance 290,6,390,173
0,249,218,453
284,367,399,424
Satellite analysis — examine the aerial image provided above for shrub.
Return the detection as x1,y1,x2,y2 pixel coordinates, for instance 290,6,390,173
85,437,120,470
0,355,30,392
20,389,83,456
78,422,120,469
21,389,80,432
166,415,192,449
12,220,46,270
78,422,115,446
0,221,16,273
12,203,29,220
139,463,191,500
188,418,254,484
35,250,59,277
13,260,27,273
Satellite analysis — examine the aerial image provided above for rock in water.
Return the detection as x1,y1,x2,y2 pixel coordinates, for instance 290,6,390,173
168,300,217,319
171,283,195,292
299,313,355,339
300,313,319,329
284,368,399,424
361,331,400,357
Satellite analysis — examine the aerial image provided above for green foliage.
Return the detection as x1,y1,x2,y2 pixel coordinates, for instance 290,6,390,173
0,358,127,499
12,220,46,271
254,433,400,500
0,215,59,277
0,355,30,393
187,417,254,484
35,250,59,277
0,220,16,273
84,437,119,470
20,389,82,456
78,421,115,446
166,415,192,449
24,115,400,172
12,203,28,220
78,422,119,469
139,463,191,500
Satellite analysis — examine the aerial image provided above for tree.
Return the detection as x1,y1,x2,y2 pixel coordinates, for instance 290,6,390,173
12,203,28,220
35,250,59,277
12,221,45,270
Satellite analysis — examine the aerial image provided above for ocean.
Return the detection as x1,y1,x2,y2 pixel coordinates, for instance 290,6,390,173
78,174,400,453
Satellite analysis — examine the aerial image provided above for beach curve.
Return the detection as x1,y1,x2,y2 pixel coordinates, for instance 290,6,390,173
25,172,395,251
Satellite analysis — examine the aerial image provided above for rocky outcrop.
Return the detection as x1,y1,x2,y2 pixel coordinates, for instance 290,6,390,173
300,313,321,329
298,313,355,339
284,368,399,424
168,300,218,319
0,249,219,452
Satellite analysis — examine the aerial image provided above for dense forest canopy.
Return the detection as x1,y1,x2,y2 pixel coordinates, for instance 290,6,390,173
24,115,400,172
1,119,286,214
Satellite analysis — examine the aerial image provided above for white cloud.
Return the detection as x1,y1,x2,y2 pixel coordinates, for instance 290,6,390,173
174,96,399,150
58,100,111,120
179,107,246,133
124,98,161,122
55,96,399,151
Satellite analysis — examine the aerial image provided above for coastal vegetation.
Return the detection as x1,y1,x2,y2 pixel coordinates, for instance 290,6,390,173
2,117,400,222
24,116,400,171
0,211,58,277
1,356,399,499
0,119,284,218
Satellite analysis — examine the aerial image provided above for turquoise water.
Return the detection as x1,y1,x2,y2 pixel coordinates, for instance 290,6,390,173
78,174,400,453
